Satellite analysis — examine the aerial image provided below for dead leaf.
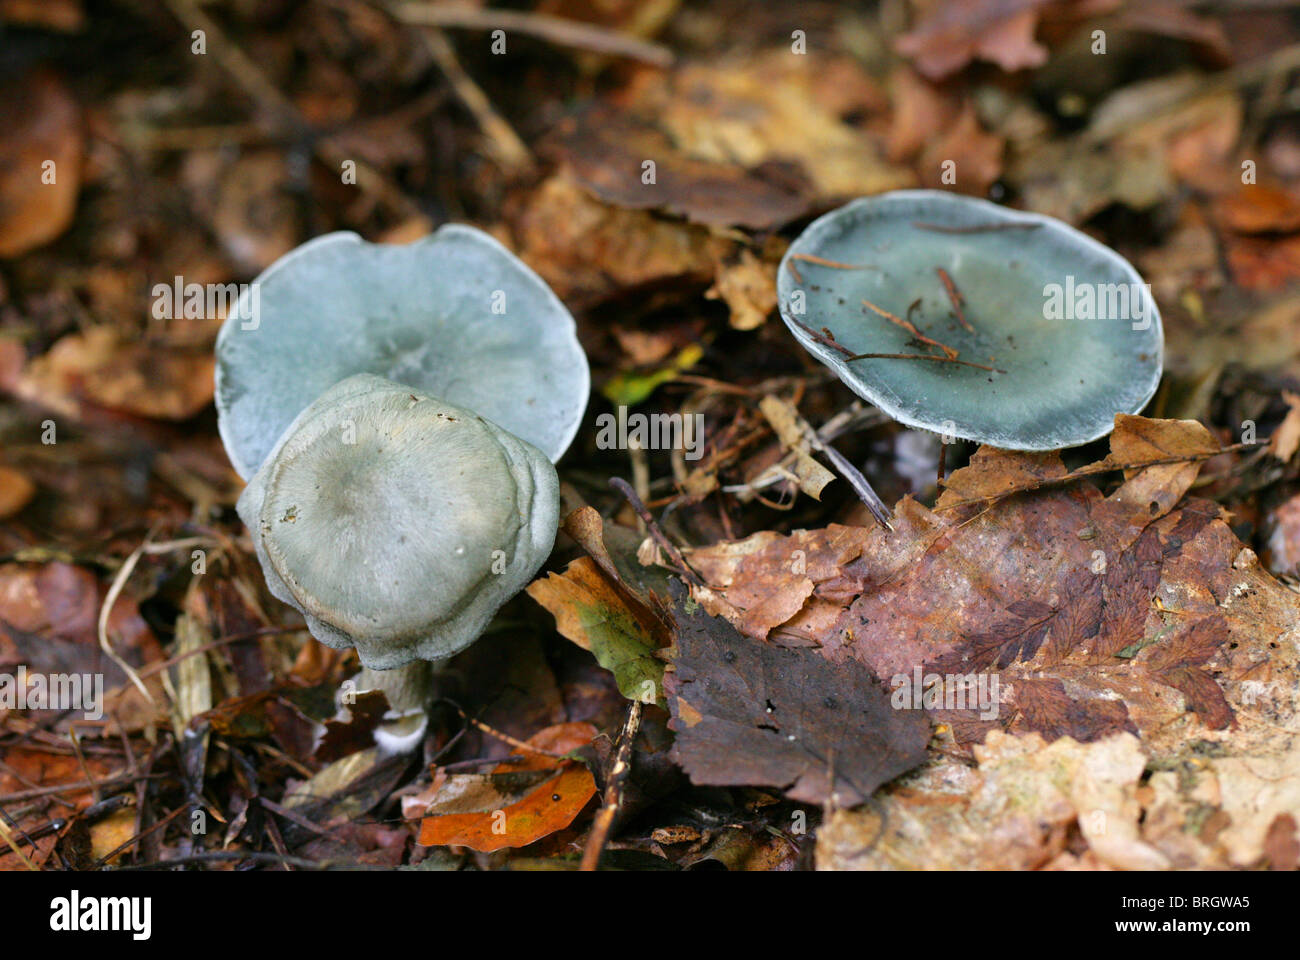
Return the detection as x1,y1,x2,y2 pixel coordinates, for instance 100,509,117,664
817,731,1168,870
896,0,1055,80
706,247,779,331
685,418,1294,758
417,722,598,851
8,327,215,421
0,71,82,258
665,582,930,806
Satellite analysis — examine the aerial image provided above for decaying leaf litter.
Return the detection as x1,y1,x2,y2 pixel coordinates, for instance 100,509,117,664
2,0,1300,872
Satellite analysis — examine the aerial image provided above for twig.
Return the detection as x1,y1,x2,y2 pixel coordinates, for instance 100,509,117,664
0,817,37,871
911,221,1041,234
442,701,567,759
609,477,704,587
390,3,673,67
161,0,424,219
581,699,642,872
113,850,340,871
846,351,1003,373
89,802,187,869
378,0,532,174
786,252,880,284
936,443,1250,510
788,318,855,357
782,406,894,530
0,771,167,804
861,298,958,359
936,267,973,333
789,317,1001,372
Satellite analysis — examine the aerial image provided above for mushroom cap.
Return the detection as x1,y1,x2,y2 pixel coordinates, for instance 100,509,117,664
777,190,1163,451
216,225,588,480
236,374,560,668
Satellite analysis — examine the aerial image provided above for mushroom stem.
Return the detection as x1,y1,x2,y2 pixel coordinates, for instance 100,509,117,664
354,660,442,754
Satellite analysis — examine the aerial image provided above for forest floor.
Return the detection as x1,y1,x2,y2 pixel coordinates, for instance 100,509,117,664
3,0,1300,871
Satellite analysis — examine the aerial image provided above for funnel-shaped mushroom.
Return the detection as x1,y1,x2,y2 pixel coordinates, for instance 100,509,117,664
216,224,588,477
236,374,560,668
217,227,588,753
777,190,1162,451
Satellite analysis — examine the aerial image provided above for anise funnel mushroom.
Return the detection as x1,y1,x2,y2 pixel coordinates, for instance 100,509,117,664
217,226,588,753
215,224,588,479
236,374,560,751
778,190,1163,451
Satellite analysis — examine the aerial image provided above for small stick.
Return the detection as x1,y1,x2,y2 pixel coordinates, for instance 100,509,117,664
390,3,674,67
938,439,948,485
861,298,958,359
790,253,879,271
610,477,704,587
790,319,1001,372
847,352,1003,373
445,701,567,759
580,699,642,872
911,221,1041,234
936,267,973,333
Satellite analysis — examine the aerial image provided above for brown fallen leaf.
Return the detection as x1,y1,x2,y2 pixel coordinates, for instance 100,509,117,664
918,103,1004,195
686,417,1296,758
543,51,912,233
705,246,780,331
0,71,82,258
5,327,215,421
511,174,731,308
417,722,598,852
665,582,930,806
1216,183,1300,235
896,0,1056,81
817,731,1168,870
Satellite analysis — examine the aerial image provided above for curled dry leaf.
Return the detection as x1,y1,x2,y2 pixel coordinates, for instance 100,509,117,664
417,722,598,852
684,417,1299,763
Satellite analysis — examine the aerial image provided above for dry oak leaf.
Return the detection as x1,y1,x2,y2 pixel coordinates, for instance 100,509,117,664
686,418,1294,758
417,722,598,852
665,582,930,806
510,173,731,307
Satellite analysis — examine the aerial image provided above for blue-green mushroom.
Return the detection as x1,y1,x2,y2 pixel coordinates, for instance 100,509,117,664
217,227,587,752
777,190,1162,451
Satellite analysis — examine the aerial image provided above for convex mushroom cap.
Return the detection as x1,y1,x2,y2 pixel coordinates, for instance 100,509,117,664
216,224,588,478
235,374,560,669
777,190,1163,451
